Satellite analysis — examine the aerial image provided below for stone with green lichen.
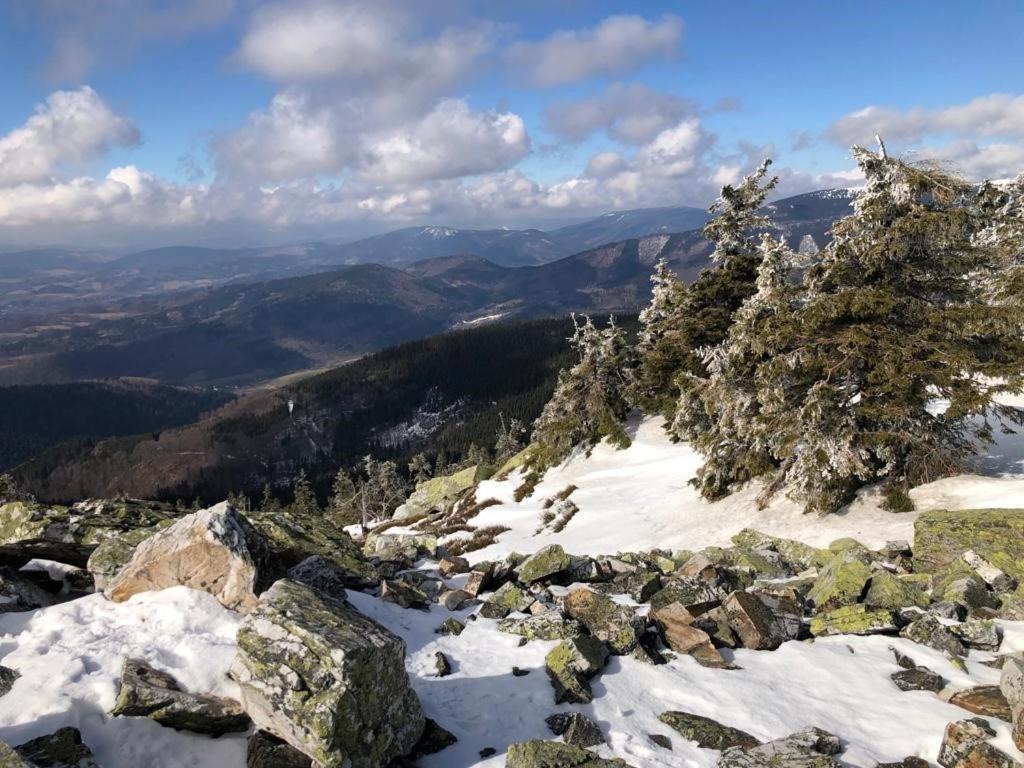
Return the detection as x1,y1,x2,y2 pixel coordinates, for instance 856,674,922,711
1000,584,1024,620
649,577,722,613
809,605,899,637
613,570,662,602
658,711,760,750
951,619,1002,651
941,575,999,611
806,552,872,612
731,529,833,571
913,509,1024,582
496,447,535,479
564,587,645,655
900,613,967,656
863,571,929,609
479,582,533,619
828,537,871,556
364,533,438,562
718,727,841,768
14,727,98,767
498,612,584,641
505,740,634,767
435,618,466,636
230,579,424,768
402,465,490,517
517,545,572,584
0,498,179,567
544,635,609,704
0,741,31,768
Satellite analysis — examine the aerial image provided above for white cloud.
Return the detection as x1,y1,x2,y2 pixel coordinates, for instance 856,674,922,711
0,86,139,186
545,83,697,144
507,14,683,88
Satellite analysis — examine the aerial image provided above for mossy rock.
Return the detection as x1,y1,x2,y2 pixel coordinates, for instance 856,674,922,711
480,582,533,619
13,727,98,767
0,741,31,768
545,635,609,704
731,529,833,571
809,605,899,637
913,509,1024,582
86,519,177,590
403,465,489,516
806,553,871,612
498,612,583,641
496,447,536,479
658,711,760,750
505,740,634,767
863,571,929,610
517,545,572,584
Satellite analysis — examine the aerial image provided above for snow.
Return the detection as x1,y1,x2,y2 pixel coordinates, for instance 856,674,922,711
0,588,245,767
462,414,1024,562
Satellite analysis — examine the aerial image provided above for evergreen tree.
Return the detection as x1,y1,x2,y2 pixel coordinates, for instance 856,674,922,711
633,258,689,417
328,467,359,526
258,483,281,515
356,455,408,531
464,442,490,468
0,473,30,503
494,415,526,464
530,315,634,469
407,453,432,486
289,470,320,517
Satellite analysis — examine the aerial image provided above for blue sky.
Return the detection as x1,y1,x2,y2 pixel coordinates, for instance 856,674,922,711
0,1,1022,247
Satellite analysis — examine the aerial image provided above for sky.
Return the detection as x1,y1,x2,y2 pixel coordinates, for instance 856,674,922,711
0,0,1023,249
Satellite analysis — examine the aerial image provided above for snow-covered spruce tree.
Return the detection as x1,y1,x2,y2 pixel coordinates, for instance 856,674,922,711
530,315,634,469
636,160,779,423
705,144,1024,515
493,414,526,464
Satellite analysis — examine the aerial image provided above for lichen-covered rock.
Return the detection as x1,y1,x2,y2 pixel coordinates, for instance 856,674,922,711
613,570,662,603
723,591,793,650
717,727,842,768
962,550,1017,593
380,577,432,610
809,605,898,637
87,520,177,591
498,612,584,641
0,567,55,613
14,727,98,768
480,582,534,619
517,545,572,584
1000,585,1024,620
230,579,425,768
649,577,722,613
914,509,1024,583
863,571,929,610
564,587,645,655
0,666,18,698
505,740,634,767
365,533,438,563
891,667,945,692
731,529,833,571
111,658,250,735
658,711,760,750
952,620,1002,652
948,686,1013,721
285,556,351,599
1001,658,1024,721
938,718,1020,768
105,504,281,612
562,713,605,748
806,552,871,612
436,618,466,636
246,505,376,587
545,635,609,704
0,497,179,568
901,614,967,656
247,730,312,768
402,466,487,517
433,651,452,678
0,740,32,768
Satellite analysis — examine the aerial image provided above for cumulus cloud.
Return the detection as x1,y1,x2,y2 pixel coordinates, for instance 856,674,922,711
507,14,683,88
545,83,697,144
0,86,139,186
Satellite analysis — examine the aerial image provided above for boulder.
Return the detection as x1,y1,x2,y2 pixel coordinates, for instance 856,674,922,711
230,579,424,768
863,571,929,610
439,589,473,611
901,614,967,657
438,556,470,577
505,741,634,768
498,612,584,642
247,731,312,768
0,740,32,767
110,658,250,735
809,605,898,637
87,520,177,591
1000,658,1024,721
940,574,999,612
0,665,19,698
463,568,491,598
731,529,833,571
723,591,791,650
562,713,605,748
649,577,722,613
105,504,281,612
480,582,534,619
435,618,466,636
806,552,871,612
948,686,1012,721
517,545,572,584
285,556,350,599
433,652,452,678
0,497,178,568
402,466,487,517
878,760,928,768
658,711,760,750
564,587,645,655
938,718,1021,768
952,619,1002,652
891,667,945,692
962,550,1017,593
914,509,1024,583
380,577,432,610
0,567,55,613
366,533,437,563
717,727,842,768
613,570,662,603
14,727,98,768
651,602,729,667
545,635,609,704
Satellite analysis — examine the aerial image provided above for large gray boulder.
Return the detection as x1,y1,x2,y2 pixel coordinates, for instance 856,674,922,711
13,727,99,768
0,567,55,613
0,740,32,767
105,504,281,612
718,727,842,768
230,579,424,768
505,740,635,767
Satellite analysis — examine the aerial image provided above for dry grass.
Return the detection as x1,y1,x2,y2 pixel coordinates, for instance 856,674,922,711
446,525,512,557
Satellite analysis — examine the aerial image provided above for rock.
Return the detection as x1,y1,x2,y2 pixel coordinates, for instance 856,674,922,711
806,552,871,612
948,686,1013,721
436,618,466,636
649,577,722,613
0,665,18,698
650,602,729,667
0,497,179,568
111,657,249,735
517,545,572,584
562,713,605,748
14,727,98,768
658,711,760,750
0,567,55,613
230,579,424,768
404,718,458,761
564,587,645,655
498,612,584,642
613,570,662,603
247,505,376,587
479,747,497,759
463,568,491,598
731,529,833,571
1000,658,1024,721
952,619,1002,652
929,602,968,621
938,718,1021,768
545,713,573,736
439,589,473,611
480,582,534,619
914,509,1024,583
901,614,967,657
403,466,487,517
247,730,312,768
513,666,530,676
810,605,899,637
367,533,438,563
87,520,177,591
434,652,452,678
877,760,929,768
1001,585,1024,620
380,577,432,610
505,741,634,767
863,571,929,610
940,575,999,612
0,740,32,767
105,504,280,612
649,734,673,750
285,555,351,598
717,727,842,768
545,635,609,704
962,550,1017,593
891,667,946,692
438,556,470,577
723,591,790,650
